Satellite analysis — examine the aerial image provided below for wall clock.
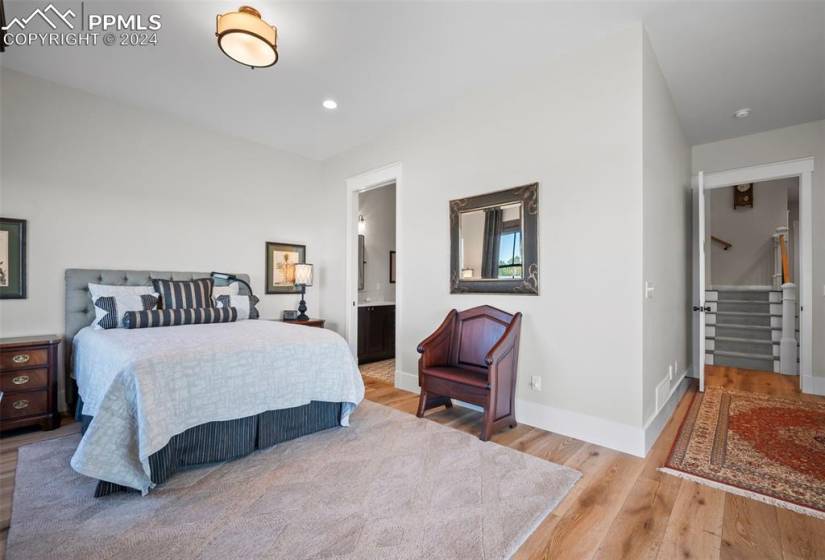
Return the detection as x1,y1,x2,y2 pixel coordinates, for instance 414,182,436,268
733,183,753,209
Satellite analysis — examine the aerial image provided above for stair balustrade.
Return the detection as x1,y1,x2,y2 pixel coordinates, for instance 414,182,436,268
779,282,798,375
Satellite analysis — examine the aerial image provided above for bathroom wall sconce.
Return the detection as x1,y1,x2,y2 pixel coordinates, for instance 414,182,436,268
358,215,366,235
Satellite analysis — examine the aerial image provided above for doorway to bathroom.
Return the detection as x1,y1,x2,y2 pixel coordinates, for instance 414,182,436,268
356,182,396,383
344,163,401,387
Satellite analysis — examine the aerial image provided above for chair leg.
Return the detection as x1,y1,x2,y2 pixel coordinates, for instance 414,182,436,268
416,391,428,418
480,409,493,441
417,392,453,418
479,424,492,442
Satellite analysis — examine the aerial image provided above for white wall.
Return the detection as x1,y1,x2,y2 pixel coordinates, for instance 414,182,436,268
692,120,825,379
708,178,794,286
641,34,692,441
358,184,396,303
0,69,328,339
322,26,650,452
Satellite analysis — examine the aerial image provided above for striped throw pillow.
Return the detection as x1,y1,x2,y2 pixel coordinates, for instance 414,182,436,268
94,294,159,329
122,307,237,329
152,278,214,309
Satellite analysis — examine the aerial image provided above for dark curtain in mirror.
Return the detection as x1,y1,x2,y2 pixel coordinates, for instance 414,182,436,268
481,208,503,279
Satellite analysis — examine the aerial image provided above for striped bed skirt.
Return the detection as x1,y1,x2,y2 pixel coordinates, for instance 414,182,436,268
76,399,342,497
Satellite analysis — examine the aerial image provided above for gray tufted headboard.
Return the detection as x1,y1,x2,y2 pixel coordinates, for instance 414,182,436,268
64,268,252,373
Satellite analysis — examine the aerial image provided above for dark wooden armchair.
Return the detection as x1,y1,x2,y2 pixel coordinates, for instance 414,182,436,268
416,305,522,441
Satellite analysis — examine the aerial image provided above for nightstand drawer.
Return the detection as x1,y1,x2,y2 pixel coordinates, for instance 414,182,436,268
1,390,49,419
0,348,48,371
0,368,48,392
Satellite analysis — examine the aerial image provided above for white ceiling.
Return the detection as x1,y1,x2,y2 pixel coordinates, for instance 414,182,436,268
2,1,823,160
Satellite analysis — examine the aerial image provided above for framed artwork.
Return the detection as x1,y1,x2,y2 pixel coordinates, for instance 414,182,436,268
265,242,306,294
389,250,396,284
0,217,26,299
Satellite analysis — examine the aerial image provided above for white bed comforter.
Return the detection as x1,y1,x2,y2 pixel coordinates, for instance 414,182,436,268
70,320,365,493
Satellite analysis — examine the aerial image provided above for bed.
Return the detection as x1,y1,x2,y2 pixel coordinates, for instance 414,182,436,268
64,269,364,495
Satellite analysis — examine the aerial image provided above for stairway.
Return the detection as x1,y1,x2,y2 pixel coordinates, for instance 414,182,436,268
705,288,781,372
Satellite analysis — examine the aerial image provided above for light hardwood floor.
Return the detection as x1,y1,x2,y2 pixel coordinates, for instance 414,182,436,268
1,365,823,559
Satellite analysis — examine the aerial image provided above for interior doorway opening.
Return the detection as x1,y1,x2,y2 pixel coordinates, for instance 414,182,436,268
356,183,397,384
704,178,800,376
345,163,402,388
692,157,814,394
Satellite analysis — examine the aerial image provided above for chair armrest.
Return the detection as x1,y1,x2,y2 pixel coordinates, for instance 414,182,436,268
417,309,457,354
485,312,522,366
417,310,457,368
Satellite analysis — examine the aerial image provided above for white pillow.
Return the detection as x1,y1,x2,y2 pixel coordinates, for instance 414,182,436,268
88,284,159,330
214,294,256,320
88,283,156,301
213,281,240,298
91,293,160,329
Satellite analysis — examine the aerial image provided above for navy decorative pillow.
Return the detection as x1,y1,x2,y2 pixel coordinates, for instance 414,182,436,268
215,294,259,320
94,294,159,330
151,278,214,309
123,307,237,329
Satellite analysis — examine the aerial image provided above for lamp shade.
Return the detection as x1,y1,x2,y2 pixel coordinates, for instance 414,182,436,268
294,263,313,286
216,6,278,68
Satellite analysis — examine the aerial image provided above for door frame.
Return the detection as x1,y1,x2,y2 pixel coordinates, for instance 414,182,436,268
696,157,815,393
345,163,402,385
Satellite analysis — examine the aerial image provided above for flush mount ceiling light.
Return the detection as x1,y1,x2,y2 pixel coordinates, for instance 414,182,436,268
216,6,278,68
322,99,338,110
734,107,752,119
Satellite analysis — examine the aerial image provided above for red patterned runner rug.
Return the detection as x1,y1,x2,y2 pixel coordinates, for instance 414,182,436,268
661,387,825,519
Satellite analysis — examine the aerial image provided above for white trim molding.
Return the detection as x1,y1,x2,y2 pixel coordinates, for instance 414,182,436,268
643,372,689,454
801,374,825,397
398,369,688,457
516,398,648,457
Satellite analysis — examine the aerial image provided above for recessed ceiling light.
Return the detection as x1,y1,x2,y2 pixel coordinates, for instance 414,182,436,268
734,108,752,119
322,99,338,110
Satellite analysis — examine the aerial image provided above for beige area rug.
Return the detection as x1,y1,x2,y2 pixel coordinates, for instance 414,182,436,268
359,359,395,384
6,401,580,560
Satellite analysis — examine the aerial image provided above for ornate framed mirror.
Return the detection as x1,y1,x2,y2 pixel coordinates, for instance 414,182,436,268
450,183,538,294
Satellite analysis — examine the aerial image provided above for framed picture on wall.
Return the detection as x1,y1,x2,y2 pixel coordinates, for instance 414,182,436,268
389,250,396,284
265,242,306,294
0,217,27,299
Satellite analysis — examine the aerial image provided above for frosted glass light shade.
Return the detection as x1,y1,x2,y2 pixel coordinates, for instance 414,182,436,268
216,6,278,68
294,263,313,286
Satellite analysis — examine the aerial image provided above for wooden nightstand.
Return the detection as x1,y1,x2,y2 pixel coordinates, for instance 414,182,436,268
0,335,62,432
281,318,326,328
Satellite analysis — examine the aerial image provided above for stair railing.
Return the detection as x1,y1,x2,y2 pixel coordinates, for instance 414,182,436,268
711,235,732,251
773,226,798,375
779,283,798,375
772,226,791,289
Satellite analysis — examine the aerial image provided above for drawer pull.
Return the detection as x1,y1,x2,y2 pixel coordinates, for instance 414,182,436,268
12,354,30,364
12,375,30,385
12,399,30,410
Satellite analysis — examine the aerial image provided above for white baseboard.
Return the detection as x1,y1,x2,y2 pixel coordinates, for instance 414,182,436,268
515,398,647,456
395,369,420,393
395,369,689,457
801,374,825,396
643,373,689,455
